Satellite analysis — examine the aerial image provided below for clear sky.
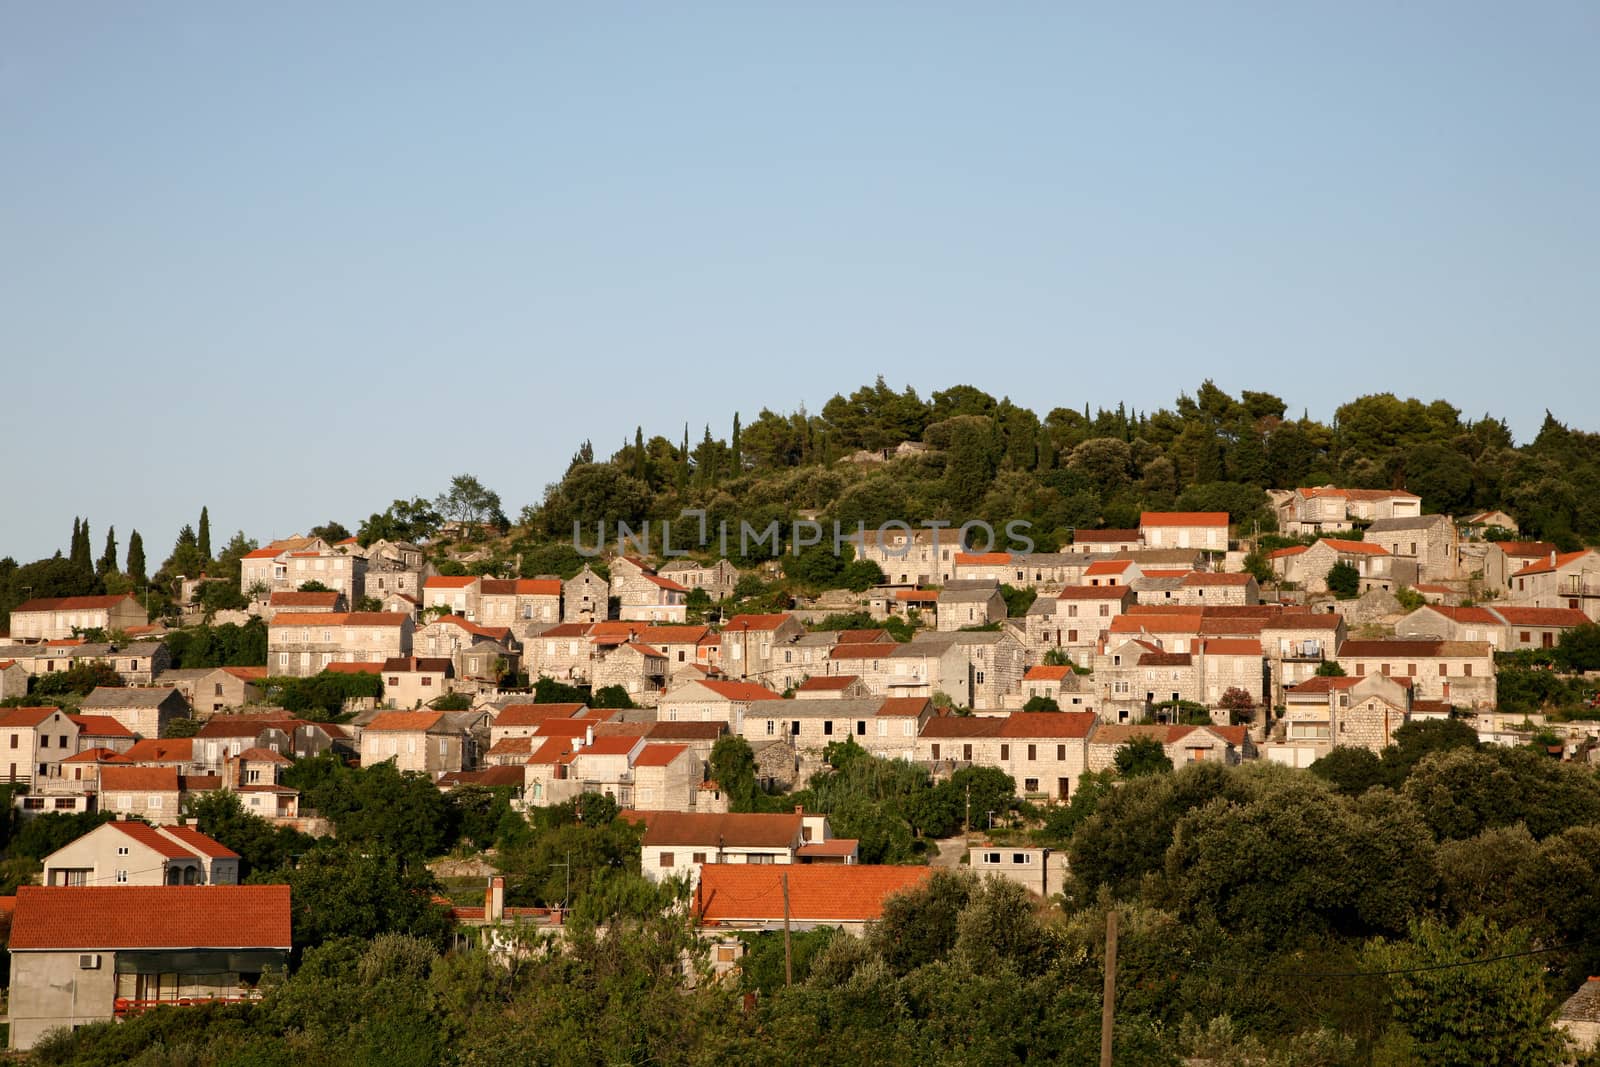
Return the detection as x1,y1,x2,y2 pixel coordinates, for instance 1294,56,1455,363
3,2,1597,563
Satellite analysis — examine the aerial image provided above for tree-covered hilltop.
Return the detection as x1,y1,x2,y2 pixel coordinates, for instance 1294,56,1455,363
526,378,1600,555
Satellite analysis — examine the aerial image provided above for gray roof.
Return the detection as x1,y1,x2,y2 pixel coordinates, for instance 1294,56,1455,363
81,686,187,708
1026,599,1058,617
792,633,840,648
1016,552,1095,567
1366,516,1450,533
152,668,216,683
1132,577,1185,592
747,698,882,720
1560,979,1600,1023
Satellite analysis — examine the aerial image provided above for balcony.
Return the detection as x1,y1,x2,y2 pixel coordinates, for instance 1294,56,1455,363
114,993,264,1017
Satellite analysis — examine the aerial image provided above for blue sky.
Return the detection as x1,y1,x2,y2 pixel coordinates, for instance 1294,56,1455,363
3,2,1597,563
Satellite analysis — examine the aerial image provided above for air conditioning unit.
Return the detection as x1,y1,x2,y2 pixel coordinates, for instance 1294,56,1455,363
78,954,101,970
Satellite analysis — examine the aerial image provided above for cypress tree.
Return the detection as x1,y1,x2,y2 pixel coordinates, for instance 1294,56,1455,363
127,530,147,584
731,413,742,474
70,517,81,561
633,428,646,480
198,506,212,560
71,518,93,575
678,425,691,490
99,526,118,577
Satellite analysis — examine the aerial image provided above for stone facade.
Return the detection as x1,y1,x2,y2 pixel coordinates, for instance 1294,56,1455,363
7,595,148,642
1364,515,1460,584
563,566,609,623
267,612,414,676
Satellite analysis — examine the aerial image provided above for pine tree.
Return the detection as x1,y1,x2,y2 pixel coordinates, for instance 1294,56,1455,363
98,526,118,577
198,507,212,560
127,530,147,583
731,413,742,474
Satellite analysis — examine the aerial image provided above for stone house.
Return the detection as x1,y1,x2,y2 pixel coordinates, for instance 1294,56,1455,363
1336,638,1496,708
946,630,1029,711
79,687,190,740
854,526,963,587
656,679,785,732
1026,586,1133,663
1459,510,1519,539
478,578,563,641
1085,723,1249,772
1363,515,1460,584
719,613,807,686
1071,529,1142,554
795,674,873,699
951,552,1017,584
1017,666,1095,713
591,641,670,705
1084,559,1141,587
1175,572,1259,606
524,622,595,682
267,611,414,676
422,575,482,619
266,590,342,615
658,558,740,601
692,864,925,941
629,742,701,811
992,711,1097,800
97,765,191,824
1139,512,1229,552
740,697,924,766
245,543,366,603
1275,487,1421,537
413,615,518,685
1095,642,1200,723
0,657,27,700
153,666,265,718
1557,977,1600,1056
1010,552,1099,590
359,711,472,778
1269,539,1393,593
1479,540,1558,589
632,625,718,682
1261,613,1347,704
5,884,291,1051
380,656,454,709
915,715,1004,768
563,565,610,623
610,558,690,623
1277,674,1411,754
122,738,202,774
936,580,1007,632
6,594,148,643
41,821,239,887
1,706,81,788
487,703,592,745
1507,549,1600,622
971,845,1068,899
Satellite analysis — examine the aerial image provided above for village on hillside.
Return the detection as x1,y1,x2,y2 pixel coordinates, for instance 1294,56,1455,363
4,478,1600,1055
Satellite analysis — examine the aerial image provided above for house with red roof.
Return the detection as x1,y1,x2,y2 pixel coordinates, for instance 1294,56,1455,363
1024,586,1134,663
1268,538,1394,594
6,593,148,643
1,705,81,788
1085,722,1252,772
609,558,690,623
238,535,366,604
519,725,700,812
1071,529,1142,554
1271,673,1415,761
1139,512,1230,552
591,641,670,706
267,611,414,677
1336,638,1496,709
1507,549,1600,622
658,557,741,600
1274,487,1422,537
41,820,240,888
795,674,873,700
359,710,474,779
657,678,785,732
412,614,520,687
6,884,291,1050
719,613,806,684
266,589,343,614
627,809,851,887
693,862,928,935
0,657,29,700
478,578,564,640
97,765,220,825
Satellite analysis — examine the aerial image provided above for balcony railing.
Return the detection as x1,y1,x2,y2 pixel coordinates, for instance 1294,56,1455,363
114,993,263,1017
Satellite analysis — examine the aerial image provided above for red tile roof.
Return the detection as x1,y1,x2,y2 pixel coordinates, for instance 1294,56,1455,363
895,590,940,602
954,552,1012,565
269,591,340,608
324,662,383,675
158,824,240,859
1269,546,1309,560
430,615,513,640
495,703,587,726
1513,550,1595,577
221,667,269,682
243,547,281,559
628,810,802,848
1074,529,1139,543
99,766,180,792
1319,538,1389,556
1084,560,1133,576
795,839,860,858
877,697,932,718
1200,639,1263,656
1286,676,1365,693
0,707,61,728
423,576,479,589
269,612,410,627
797,675,859,692
108,820,193,859
632,743,688,768
1023,665,1074,681
61,747,131,764
9,885,291,950
364,711,446,732
1140,511,1229,527
1138,652,1193,667
828,644,888,660
233,747,292,764
1415,605,1501,624
696,864,933,923
636,625,713,645
644,573,689,592
12,594,139,613
998,711,1097,738
123,739,195,763
1493,606,1591,627
836,629,895,644
721,614,794,633
690,680,784,702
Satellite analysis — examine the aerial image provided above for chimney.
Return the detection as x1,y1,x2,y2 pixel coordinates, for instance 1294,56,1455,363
486,876,505,922
585,724,595,747
794,804,803,816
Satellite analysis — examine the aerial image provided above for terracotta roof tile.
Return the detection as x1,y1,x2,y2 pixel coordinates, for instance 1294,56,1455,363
690,680,785,701
998,711,1096,738
1023,665,1074,681
877,697,932,717
12,594,140,613
269,591,340,608
632,743,687,768
495,703,588,726
9,885,291,950
98,766,180,792
1140,511,1229,527
364,711,447,732
696,864,933,923
629,811,802,848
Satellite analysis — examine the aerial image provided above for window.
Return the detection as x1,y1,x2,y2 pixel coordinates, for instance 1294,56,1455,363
1000,744,1010,760
214,683,224,696
1012,853,1032,865
766,721,775,736
1056,744,1066,761
983,852,1001,865
716,945,737,963
117,846,129,856
692,852,707,864
1439,664,1448,676
823,721,833,736
975,671,985,685
116,869,128,883
389,676,399,685
1068,629,1078,642
422,677,432,687
1027,744,1036,761
855,721,866,736
278,653,289,667
147,795,162,810
1463,664,1472,677
659,852,675,867
962,744,973,761
1024,778,1039,792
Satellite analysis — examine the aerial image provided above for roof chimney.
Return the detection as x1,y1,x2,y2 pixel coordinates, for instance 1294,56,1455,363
794,805,803,816
585,724,595,747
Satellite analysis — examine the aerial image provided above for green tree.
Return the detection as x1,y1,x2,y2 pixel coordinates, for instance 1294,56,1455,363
1310,746,1385,796
1557,622,1600,672
435,474,507,533
709,735,759,811
1022,696,1060,711
126,528,146,583
1369,916,1567,1067
198,506,212,560
97,525,117,578
1115,735,1173,778
1326,561,1361,599
270,846,452,948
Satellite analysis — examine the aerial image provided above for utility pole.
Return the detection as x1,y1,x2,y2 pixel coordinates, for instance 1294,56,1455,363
1100,909,1119,1067
781,871,793,988
965,782,972,840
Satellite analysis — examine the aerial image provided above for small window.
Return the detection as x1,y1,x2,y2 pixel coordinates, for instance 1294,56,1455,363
659,852,675,867
983,852,1001,865
1000,744,1010,760
692,852,707,864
